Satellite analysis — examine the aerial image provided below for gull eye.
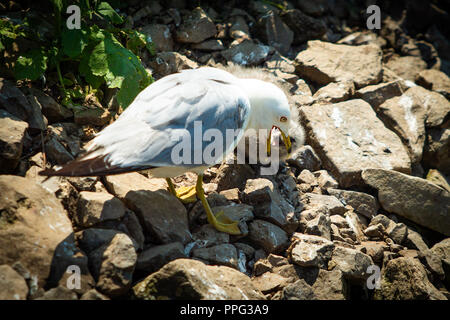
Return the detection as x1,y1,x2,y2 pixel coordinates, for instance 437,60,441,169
280,116,288,123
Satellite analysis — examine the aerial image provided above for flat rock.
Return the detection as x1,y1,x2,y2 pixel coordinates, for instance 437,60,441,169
299,99,411,187
125,189,191,244
362,169,450,236
295,41,382,88
133,259,265,299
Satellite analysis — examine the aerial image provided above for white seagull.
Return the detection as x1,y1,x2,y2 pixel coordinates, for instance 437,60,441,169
40,67,292,235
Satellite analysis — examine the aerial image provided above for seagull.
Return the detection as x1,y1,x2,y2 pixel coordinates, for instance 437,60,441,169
40,67,292,235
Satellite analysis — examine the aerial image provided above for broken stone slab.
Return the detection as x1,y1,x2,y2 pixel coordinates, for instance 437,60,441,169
415,69,450,99
175,7,216,44
74,191,127,228
86,233,137,297
286,145,321,172
241,178,294,231
362,169,450,236
299,99,411,187
74,107,111,126
279,9,326,45
327,189,378,219
312,81,355,104
140,24,173,52
423,127,449,175
252,272,288,294
192,244,238,269
295,41,382,88
280,279,317,300
255,11,293,55
133,259,265,299
103,172,168,199
377,90,428,163
221,40,273,66
356,80,407,108
300,193,346,215
385,55,427,81
124,189,192,244
0,265,28,300
0,110,29,173
136,242,186,273
248,219,289,254
373,257,447,300
288,233,335,268
191,39,225,51
24,87,73,123
149,52,198,77
403,85,449,128
0,175,74,288
329,246,374,281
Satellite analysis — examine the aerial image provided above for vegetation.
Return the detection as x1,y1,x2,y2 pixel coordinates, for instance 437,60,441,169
0,0,155,110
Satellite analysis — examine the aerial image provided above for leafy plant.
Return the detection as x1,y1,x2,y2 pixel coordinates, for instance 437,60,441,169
1,0,154,110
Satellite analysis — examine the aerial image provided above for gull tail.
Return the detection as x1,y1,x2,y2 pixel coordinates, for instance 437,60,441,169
39,154,152,177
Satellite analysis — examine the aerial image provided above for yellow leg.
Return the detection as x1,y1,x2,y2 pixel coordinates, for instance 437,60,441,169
166,178,197,203
196,174,241,235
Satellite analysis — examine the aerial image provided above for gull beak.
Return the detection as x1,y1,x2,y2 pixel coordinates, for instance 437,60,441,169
267,126,292,157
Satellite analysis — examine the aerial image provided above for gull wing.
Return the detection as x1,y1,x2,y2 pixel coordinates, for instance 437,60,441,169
40,68,250,177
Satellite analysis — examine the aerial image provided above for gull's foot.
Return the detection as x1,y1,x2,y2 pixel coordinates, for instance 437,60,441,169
175,185,197,203
208,210,241,235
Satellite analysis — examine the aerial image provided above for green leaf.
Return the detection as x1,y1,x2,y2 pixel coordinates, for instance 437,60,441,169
0,40,4,51
97,2,123,25
88,32,152,108
62,28,87,58
14,48,48,81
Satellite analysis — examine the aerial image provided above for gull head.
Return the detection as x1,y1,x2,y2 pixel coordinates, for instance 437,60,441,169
240,78,292,154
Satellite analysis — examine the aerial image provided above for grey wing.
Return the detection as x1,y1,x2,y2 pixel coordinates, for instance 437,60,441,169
41,69,250,177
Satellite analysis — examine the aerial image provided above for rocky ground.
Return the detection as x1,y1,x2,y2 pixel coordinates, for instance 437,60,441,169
0,0,450,300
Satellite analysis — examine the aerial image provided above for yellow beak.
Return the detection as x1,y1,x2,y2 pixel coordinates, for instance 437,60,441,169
267,127,292,157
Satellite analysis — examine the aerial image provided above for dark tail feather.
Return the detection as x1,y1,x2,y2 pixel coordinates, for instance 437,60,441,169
39,155,152,177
